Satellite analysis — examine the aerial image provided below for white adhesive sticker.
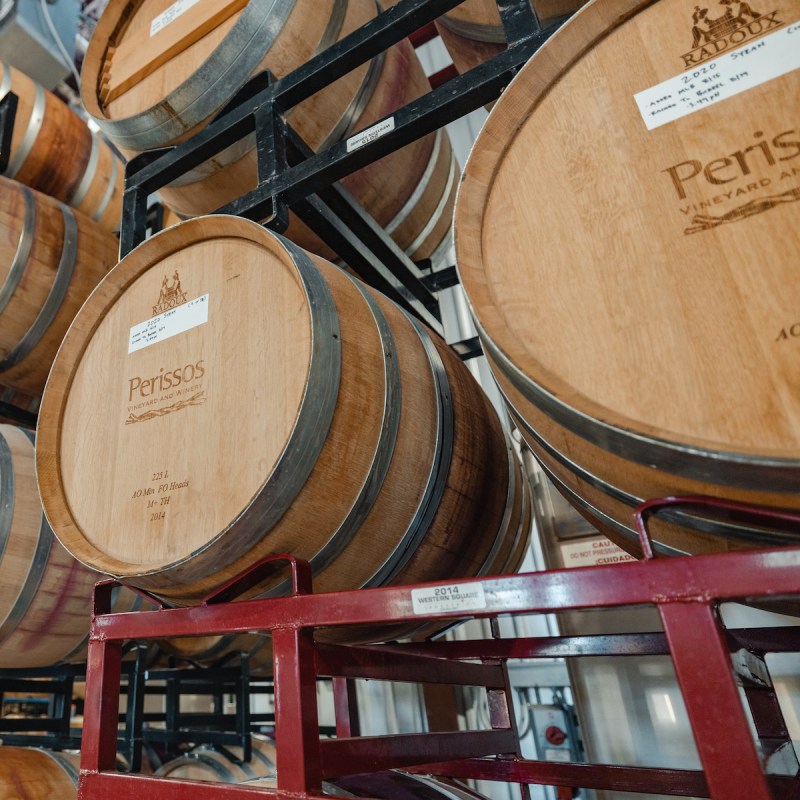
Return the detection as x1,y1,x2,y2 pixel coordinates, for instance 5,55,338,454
635,25,800,130
151,0,202,36
411,582,486,615
346,117,395,152
559,537,637,569
129,295,209,354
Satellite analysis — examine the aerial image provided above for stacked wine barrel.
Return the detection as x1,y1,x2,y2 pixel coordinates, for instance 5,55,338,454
0,748,80,797
0,64,123,427
0,71,131,671
155,736,278,784
0,177,119,398
0,62,125,234
81,0,459,264
455,0,800,555
0,745,158,797
0,424,146,669
0,0,537,684
157,736,490,800
36,217,530,647
386,0,589,76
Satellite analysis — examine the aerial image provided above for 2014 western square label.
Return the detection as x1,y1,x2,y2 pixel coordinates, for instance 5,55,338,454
411,582,487,614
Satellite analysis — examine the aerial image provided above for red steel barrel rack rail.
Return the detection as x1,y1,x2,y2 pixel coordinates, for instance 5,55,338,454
78,499,800,800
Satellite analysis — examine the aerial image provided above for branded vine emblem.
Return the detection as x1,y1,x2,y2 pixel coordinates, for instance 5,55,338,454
152,270,188,315
682,0,782,67
660,125,800,235
126,391,205,425
684,186,800,233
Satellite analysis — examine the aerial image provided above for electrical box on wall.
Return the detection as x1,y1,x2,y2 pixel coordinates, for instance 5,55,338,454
530,704,582,799
531,704,578,764
0,0,80,89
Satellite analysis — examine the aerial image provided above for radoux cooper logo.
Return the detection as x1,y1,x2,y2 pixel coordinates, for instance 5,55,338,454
152,270,188,316
682,0,783,67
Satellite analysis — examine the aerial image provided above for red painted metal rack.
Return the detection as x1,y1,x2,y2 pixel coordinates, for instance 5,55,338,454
78,498,800,800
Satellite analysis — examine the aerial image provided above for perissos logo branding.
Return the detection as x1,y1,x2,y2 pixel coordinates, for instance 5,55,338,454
125,271,206,425
682,0,783,67
659,1,798,237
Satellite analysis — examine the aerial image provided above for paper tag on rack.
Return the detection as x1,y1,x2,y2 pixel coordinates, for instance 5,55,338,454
346,117,395,152
411,582,487,614
129,295,209,353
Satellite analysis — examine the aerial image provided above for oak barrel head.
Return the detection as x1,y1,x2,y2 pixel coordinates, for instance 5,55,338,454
37,217,316,583
455,0,800,551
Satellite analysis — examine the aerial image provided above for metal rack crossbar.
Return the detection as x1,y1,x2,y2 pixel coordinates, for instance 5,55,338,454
77,498,800,800
0,650,277,765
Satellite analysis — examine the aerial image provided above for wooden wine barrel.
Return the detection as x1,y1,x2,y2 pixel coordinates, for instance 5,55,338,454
37,217,527,636
434,21,505,78
337,772,492,800
159,741,490,800
0,177,120,396
0,62,125,234
0,747,154,797
160,207,183,231
0,424,147,668
0,748,80,797
81,0,457,263
437,0,586,43
455,0,800,557
156,736,277,783
386,0,586,75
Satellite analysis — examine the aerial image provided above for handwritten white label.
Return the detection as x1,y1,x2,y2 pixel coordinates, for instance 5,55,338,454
411,582,486,615
346,117,395,152
150,0,202,36
635,26,800,130
129,295,209,354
